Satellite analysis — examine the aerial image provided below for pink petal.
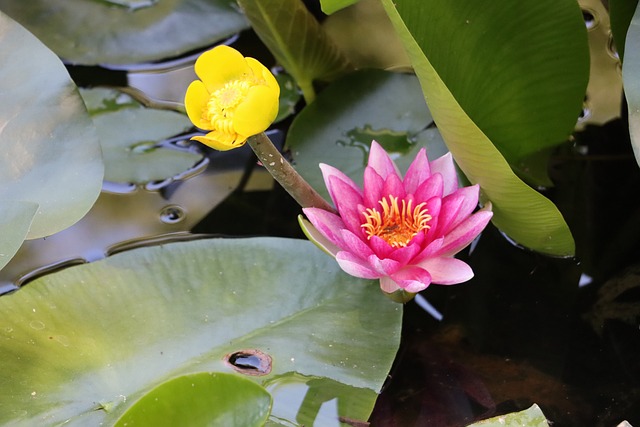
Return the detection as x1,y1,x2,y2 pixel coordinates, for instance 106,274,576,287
413,236,445,263
380,277,402,293
367,254,402,276
302,207,347,248
430,152,458,196
368,140,400,180
382,172,406,199
298,216,342,257
336,252,381,279
363,167,385,208
338,228,374,259
418,257,474,285
389,266,433,292
320,163,362,208
434,185,480,236
403,148,431,194
329,177,365,235
387,241,422,265
438,209,493,257
368,235,394,259
414,173,444,202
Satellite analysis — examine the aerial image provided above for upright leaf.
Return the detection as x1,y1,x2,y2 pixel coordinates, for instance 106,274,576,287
380,0,576,256
236,0,353,102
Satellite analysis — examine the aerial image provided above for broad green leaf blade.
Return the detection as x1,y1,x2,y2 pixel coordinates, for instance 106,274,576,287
287,69,447,202
386,0,588,174
236,0,353,102
0,237,401,426
80,88,201,184
0,11,103,240
115,373,272,427
610,0,639,61
0,0,248,65
467,404,549,427
380,1,576,256
622,0,640,168
320,0,359,15
0,202,38,270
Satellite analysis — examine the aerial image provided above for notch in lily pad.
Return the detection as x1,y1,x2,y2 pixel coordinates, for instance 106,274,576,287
224,349,272,376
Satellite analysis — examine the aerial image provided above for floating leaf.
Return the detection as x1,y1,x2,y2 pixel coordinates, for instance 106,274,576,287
115,373,272,427
0,11,103,243
80,88,201,184
236,0,353,102
0,238,401,425
287,69,447,202
380,0,577,256
0,0,248,65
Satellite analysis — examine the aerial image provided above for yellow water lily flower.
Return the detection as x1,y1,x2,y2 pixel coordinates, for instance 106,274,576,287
185,45,280,151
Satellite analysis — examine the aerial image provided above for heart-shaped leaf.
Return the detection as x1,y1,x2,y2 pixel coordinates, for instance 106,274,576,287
0,237,401,426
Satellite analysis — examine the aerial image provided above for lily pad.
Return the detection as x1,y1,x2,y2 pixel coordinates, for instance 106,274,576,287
0,11,103,241
0,202,38,271
287,69,447,203
80,88,201,184
621,0,640,168
0,237,401,426
0,0,248,65
115,372,272,426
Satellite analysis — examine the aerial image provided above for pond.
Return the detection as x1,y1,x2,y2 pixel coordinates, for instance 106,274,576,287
1,0,639,426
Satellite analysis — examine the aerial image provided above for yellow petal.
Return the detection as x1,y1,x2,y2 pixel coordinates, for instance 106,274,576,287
246,57,281,97
195,45,251,93
191,131,247,151
184,80,212,130
233,85,280,136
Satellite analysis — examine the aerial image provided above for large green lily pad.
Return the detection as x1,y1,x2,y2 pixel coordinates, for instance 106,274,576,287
0,11,103,260
0,237,401,426
0,0,248,65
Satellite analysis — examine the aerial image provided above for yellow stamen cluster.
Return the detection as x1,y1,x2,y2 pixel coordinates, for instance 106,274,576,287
203,80,254,145
361,195,432,248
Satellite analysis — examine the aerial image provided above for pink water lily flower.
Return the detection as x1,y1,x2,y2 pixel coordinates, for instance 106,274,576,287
301,141,493,295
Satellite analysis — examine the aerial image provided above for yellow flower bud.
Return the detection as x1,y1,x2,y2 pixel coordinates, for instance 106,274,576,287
185,45,280,151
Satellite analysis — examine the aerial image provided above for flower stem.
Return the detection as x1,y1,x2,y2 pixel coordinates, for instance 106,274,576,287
247,133,335,213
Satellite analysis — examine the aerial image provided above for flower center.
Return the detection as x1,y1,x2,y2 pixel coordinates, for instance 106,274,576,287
361,195,432,248
203,80,253,141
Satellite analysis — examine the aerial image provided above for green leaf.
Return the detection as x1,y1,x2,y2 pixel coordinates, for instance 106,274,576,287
467,404,549,427
320,0,359,15
0,202,38,271
0,237,401,426
610,0,639,61
0,0,248,65
621,0,640,169
380,0,577,256
0,11,103,241
287,69,447,202
80,88,201,184
114,373,272,427
236,0,353,102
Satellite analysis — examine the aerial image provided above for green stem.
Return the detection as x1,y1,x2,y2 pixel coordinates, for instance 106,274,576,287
247,133,335,213
298,79,316,105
